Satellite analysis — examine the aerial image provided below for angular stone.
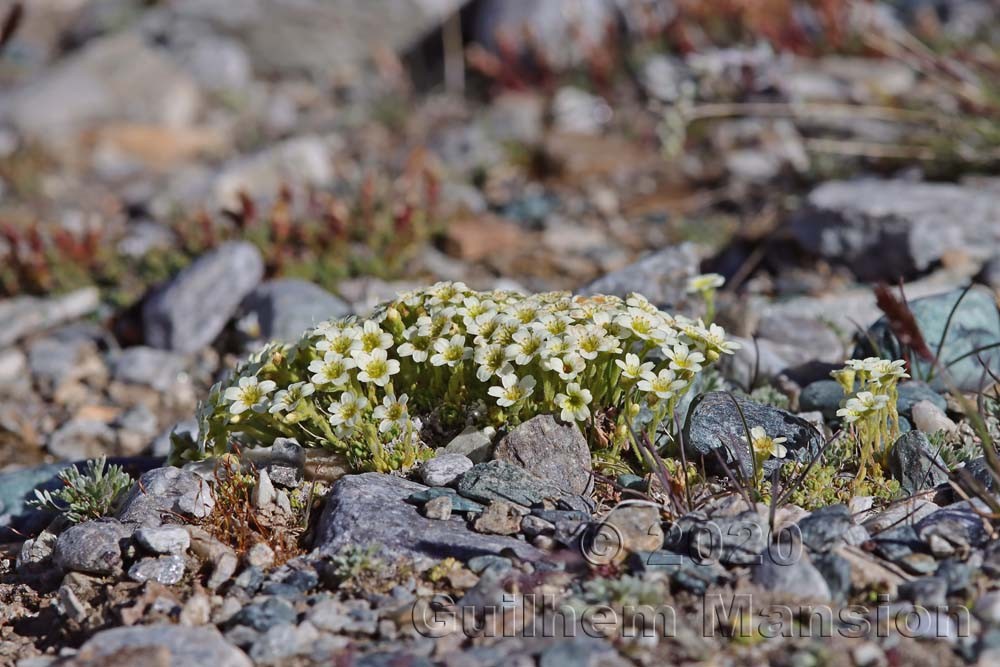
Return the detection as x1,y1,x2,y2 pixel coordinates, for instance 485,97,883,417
143,241,264,353
474,501,522,535
314,473,542,562
494,415,593,495
597,504,664,564
889,431,949,494
135,525,191,555
117,467,215,527
442,427,494,463
797,504,853,553
752,551,832,602
112,347,187,392
419,453,474,487
684,392,823,478
423,495,452,520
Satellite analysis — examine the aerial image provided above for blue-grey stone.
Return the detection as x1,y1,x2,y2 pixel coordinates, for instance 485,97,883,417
241,279,350,343
230,597,297,632
684,392,823,479
889,431,949,494
858,286,1000,391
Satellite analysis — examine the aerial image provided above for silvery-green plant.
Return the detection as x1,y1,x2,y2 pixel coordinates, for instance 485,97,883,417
28,456,133,524
171,282,737,473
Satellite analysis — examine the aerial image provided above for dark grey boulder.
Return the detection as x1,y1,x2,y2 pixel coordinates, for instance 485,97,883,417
684,392,824,478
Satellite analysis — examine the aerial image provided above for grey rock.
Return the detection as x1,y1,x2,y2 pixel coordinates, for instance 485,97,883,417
811,551,852,603
420,453,474,487
230,597,297,632
135,525,190,555
889,431,949,494
246,542,275,569
0,288,101,348
54,519,131,575
752,551,832,602
628,551,730,595
266,438,306,488
755,315,844,363
249,622,319,663
17,526,59,571
791,179,1000,281
28,335,105,398
598,503,665,563
797,504,853,553
307,597,378,635
143,241,264,353
0,32,201,139
898,576,947,607
494,415,593,495
74,624,251,667
0,347,29,393
442,426,494,463
665,510,769,566
916,507,990,551
128,555,186,585
212,135,337,210
467,555,513,575
684,392,823,478
117,467,215,527
455,460,558,508
112,346,187,391
858,286,1000,391
253,469,277,508
963,456,998,492
116,405,161,455
314,473,542,562
579,242,702,311
47,418,117,461
722,335,825,388
175,35,252,91
241,279,350,343
896,382,947,418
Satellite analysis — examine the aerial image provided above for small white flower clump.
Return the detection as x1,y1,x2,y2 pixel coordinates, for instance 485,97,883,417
181,282,738,472
832,356,909,481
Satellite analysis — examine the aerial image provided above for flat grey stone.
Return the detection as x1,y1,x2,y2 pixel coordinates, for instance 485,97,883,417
241,279,350,342
117,467,215,527
314,473,543,562
54,519,131,575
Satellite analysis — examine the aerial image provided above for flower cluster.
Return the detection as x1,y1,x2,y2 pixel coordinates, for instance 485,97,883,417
832,357,908,482
173,282,737,472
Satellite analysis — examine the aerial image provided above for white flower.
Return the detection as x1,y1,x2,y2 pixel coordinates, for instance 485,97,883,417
328,390,369,434
430,335,471,367
506,327,544,365
223,375,277,415
570,325,621,360
487,374,536,407
749,425,787,459
308,352,356,387
316,326,361,356
637,369,686,400
614,308,663,342
665,343,705,373
542,335,572,359
626,293,658,314
358,320,393,353
268,381,315,414
686,273,725,293
866,358,909,384
416,309,456,338
554,383,592,422
372,393,409,433
546,353,586,380
428,281,467,305
353,348,400,386
615,353,654,381
397,328,431,363
535,312,571,336
474,344,513,382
